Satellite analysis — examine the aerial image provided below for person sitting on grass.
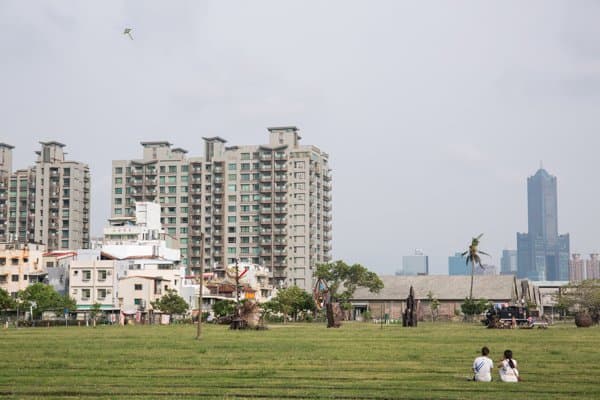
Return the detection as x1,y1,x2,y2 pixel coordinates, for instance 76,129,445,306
472,346,494,382
498,349,520,382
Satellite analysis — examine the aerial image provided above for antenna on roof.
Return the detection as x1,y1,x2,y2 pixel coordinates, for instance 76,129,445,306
539,160,543,170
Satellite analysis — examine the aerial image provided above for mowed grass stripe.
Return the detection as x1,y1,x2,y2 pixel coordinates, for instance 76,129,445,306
1,322,598,399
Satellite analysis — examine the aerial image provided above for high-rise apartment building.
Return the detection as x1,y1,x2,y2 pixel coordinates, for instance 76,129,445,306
517,168,569,281
500,249,518,275
586,254,600,281
569,253,585,283
0,142,90,250
111,127,332,290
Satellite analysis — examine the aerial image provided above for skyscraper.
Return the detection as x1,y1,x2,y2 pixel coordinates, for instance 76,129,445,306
111,127,332,290
500,249,517,275
517,168,569,281
399,249,429,275
0,142,90,250
448,252,469,275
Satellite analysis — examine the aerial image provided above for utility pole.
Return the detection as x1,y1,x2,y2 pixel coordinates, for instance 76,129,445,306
196,232,204,340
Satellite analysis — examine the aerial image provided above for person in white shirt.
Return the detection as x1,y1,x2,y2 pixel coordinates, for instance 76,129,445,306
498,349,519,382
472,346,494,382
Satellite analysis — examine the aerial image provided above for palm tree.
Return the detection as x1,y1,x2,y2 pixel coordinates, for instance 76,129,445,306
462,234,490,299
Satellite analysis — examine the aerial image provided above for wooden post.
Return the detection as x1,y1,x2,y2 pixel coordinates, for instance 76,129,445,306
196,232,204,340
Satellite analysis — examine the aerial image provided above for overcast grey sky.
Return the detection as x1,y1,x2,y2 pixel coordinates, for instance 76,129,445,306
2,1,599,274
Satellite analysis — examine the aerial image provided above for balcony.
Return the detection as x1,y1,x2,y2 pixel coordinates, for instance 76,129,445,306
274,249,287,256
274,153,287,160
260,185,272,193
273,218,286,225
274,206,287,214
213,166,223,173
259,153,272,160
274,185,287,193
259,164,272,171
274,174,287,182
260,228,272,235
261,218,272,225
274,228,287,235
274,163,287,171
323,174,332,182
260,196,272,204
274,196,287,203
260,206,272,214
259,175,272,182
323,194,331,202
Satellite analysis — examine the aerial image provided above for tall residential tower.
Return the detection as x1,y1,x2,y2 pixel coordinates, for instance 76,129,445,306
111,127,332,290
0,142,90,250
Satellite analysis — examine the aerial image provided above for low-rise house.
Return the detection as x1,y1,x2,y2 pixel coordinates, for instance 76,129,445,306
0,242,46,297
350,275,540,321
69,258,124,316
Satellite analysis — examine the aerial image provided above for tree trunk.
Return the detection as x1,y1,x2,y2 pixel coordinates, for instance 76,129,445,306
326,303,339,328
469,258,474,300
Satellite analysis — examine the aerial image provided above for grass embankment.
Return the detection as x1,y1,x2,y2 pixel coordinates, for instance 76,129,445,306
0,322,597,399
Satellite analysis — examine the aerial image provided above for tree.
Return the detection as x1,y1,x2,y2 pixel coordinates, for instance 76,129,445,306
461,297,489,320
17,283,76,319
315,260,384,328
89,303,102,328
212,299,236,318
461,234,489,300
270,286,316,322
426,291,440,322
151,290,189,320
559,280,600,324
0,288,16,312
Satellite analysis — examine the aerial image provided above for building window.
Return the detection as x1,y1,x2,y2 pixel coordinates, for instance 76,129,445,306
169,165,177,173
115,188,122,194
82,270,91,281
135,284,143,291
228,163,236,170
11,274,19,282
134,298,142,305
98,270,107,281
241,153,250,160
228,184,236,192
115,177,123,184
115,167,123,174
97,289,107,300
82,289,90,300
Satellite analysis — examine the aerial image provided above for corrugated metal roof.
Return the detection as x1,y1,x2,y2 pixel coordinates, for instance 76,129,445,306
352,275,519,301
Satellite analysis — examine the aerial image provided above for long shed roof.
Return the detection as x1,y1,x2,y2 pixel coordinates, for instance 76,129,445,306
352,275,519,301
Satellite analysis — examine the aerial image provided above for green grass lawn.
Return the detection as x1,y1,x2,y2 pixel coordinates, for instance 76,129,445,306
0,321,597,399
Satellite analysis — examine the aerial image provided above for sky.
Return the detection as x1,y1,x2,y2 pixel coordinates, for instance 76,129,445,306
1,1,600,275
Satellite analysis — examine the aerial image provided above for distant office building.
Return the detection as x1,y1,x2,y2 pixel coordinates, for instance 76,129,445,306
569,253,585,283
448,252,469,276
500,250,518,275
517,168,569,281
0,142,90,250
399,249,429,275
475,264,498,276
587,254,600,281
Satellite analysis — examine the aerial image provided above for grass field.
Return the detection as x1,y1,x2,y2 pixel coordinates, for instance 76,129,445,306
0,321,598,399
